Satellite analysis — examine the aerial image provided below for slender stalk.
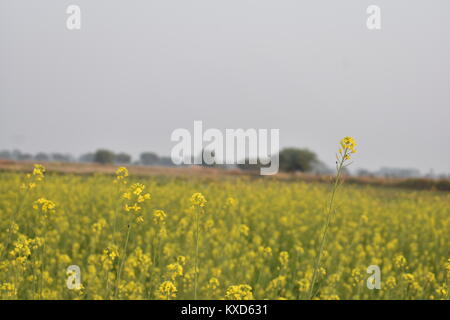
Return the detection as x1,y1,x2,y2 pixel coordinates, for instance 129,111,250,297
309,150,347,299
115,220,132,299
38,218,48,300
194,208,200,300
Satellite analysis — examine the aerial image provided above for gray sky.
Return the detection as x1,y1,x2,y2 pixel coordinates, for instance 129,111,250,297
1,0,449,173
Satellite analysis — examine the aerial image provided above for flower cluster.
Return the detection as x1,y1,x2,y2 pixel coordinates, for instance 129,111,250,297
21,164,45,190
157,281,177,300
153,210,166,225
114,167,129,185
338,136,357,161
190,192,207,208
33,198,56,218
225,284,254,300
122,183,151,213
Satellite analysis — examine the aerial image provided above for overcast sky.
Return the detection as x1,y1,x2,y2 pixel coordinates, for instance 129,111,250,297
1,0,449,173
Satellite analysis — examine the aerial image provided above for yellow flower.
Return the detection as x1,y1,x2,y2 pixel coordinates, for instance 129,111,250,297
21,164,46,189
436,286,448,297
153,210,166,224
124,204,141,212
337,137,357,161
402,273,415,283
0,283,17,297
208,277,220,290
297,279,310,292
425,272,436,283
239,224,250,236
92,218,107,234
157,281,177,300
279,251,289,268
166,263,183,280
260,246,272,258
136,216,144,224
114,167,129,184
122,183,151,213
225,284,254,300
100,246,119,272
32,164,46,180
394,255,407,269
386,276,397,289
190,192,207,208
226,197,237,207
33,198,56,214
340,136,357,154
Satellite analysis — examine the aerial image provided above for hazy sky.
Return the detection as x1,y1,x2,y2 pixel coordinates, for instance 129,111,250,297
1,0,449,173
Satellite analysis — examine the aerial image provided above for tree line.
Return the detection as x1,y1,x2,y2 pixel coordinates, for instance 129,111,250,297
0,148,329,174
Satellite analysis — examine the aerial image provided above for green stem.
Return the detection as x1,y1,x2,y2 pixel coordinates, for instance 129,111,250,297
194,208,200,300
309,151,347,299
115,220,132,299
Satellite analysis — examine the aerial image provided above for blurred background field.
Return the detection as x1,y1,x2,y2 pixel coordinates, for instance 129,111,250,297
0,165,448,300
2,159,450,191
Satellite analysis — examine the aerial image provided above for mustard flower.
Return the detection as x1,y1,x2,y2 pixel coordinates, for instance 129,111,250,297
225,284,254,300
190,192,207,208
158,281,177,300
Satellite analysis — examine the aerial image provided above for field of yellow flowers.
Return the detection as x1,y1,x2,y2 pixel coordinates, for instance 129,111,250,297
0,164,449,300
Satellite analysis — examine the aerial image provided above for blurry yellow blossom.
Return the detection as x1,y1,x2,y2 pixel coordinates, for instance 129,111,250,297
123,183,150,212
166,263,183,281
153,210,167,225
157,281,177,300
114,167,129,184
279,251,289,268
394,255,407,269
33,198,56,215
225,284,254,300
190,192,207,208
0,283,17,297
21,164,45,190
239,224,250,236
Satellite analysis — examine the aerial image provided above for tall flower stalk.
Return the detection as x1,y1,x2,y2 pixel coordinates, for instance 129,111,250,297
114,181,150,299
32,197,56,299
309,137,357,299
190,192,207,300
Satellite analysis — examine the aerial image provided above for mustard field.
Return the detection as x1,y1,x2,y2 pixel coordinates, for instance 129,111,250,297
0,166,449,300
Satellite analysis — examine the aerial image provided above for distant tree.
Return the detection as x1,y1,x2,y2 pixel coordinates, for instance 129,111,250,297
237,158,268,171
356,168,373,177
10,150,21,160
310,160,333,175
34,152,50,162
279,148,318,173
94,149,115,164
159,156,175,167
51,153,72,162
115,153,131,164
0,150,11,159
17,153,33,161
79,153,95,163
140,152,159,166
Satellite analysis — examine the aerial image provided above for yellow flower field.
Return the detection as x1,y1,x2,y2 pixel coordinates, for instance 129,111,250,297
0,166,449,300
